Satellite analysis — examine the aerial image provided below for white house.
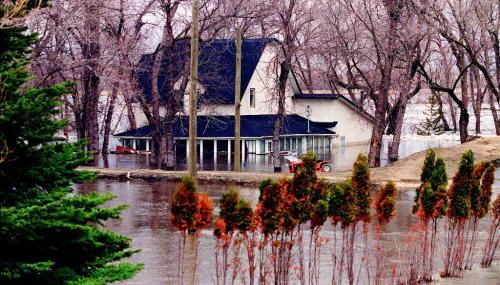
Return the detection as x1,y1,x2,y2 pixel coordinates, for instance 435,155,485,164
114,38,374,159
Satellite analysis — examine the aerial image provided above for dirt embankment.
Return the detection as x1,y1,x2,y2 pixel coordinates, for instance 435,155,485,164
360,136,500,187
79,137,500,189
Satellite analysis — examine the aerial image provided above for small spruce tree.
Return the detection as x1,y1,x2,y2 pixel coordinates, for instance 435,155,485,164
416,94,446,136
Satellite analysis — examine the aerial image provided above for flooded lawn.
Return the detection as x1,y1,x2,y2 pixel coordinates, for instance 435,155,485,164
74,168,499,284
94,136,461,172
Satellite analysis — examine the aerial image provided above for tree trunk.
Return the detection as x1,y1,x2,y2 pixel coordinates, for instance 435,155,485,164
73,96,85,141
123,92,137,129
369,121,385,167
455,49,469,142
368,0,397,167
388,92,409,163
150,46,165,168
490,93,500,135
386,101,400,136
102,85,118,154
447,96,458,131
188,0,199,177
272,61,290,173
435,92,451,131
82,0,100,153
458,105,469,143
234,29,242,172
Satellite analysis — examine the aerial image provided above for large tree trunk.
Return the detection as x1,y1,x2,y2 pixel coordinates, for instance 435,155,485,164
163,44,177,170
435,92,451,131
369,87,390,167
73,94,85,141
272,61,290,172
82,0,100,153
150,47,166,168
447,96,458,131
368,0,398,167
490,93,500,135
458,105,469,143
102,85,118,154
470,67,484,134
386,100,400,136
388,92,409,163
368,121,385,168
123,91,137,129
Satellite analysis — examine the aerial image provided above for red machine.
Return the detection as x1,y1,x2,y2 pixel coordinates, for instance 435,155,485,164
115,146,136,154
286,156,332,173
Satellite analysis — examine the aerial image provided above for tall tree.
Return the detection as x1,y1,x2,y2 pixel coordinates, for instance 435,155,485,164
320,0,417,166
80,0,101,152
266,0,315,172
188,0,200,177
0,1,141,283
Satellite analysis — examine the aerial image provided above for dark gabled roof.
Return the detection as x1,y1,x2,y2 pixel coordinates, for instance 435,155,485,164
137,38,276,105
114,114,334,138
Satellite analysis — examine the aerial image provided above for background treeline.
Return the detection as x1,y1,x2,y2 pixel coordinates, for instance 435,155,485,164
25,0,500,168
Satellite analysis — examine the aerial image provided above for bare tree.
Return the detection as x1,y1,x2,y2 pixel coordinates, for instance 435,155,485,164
101,0,156,154
319,0,415,167
264,0,316,172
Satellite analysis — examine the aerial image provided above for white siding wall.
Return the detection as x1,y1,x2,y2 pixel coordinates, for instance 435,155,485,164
290,99,373,145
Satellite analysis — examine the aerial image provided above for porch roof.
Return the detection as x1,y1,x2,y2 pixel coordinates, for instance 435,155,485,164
114,114,335,139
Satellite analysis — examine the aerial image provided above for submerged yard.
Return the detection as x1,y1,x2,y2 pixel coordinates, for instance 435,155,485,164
74,171,500,284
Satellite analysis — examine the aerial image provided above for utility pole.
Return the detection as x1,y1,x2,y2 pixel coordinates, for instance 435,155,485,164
234,29,242,171
188,0,199,177
306,105,312,133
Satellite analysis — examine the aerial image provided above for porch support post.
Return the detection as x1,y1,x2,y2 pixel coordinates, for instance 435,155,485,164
241,139,246,163
323,136,326,154
132,139,136,150
227,139,231,164
213,140,217,166
302,136,307,154
200,139,203,165
145,139,150,151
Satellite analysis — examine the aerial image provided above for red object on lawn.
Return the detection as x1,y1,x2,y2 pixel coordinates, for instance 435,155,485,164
115,146,136,154
286,156,332,173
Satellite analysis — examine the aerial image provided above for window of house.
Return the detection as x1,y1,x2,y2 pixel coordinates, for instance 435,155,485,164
123,139,133,148
136,139,147,151
249,88,255,107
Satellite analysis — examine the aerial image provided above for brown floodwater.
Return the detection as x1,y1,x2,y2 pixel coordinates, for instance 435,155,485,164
74,169,500,284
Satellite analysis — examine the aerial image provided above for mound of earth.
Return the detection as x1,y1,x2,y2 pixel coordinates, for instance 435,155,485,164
369,136,500,187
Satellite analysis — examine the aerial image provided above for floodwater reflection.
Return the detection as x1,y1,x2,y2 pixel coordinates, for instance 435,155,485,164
74,168,499,284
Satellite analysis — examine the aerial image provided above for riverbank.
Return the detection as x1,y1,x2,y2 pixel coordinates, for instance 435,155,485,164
79,136,500,188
